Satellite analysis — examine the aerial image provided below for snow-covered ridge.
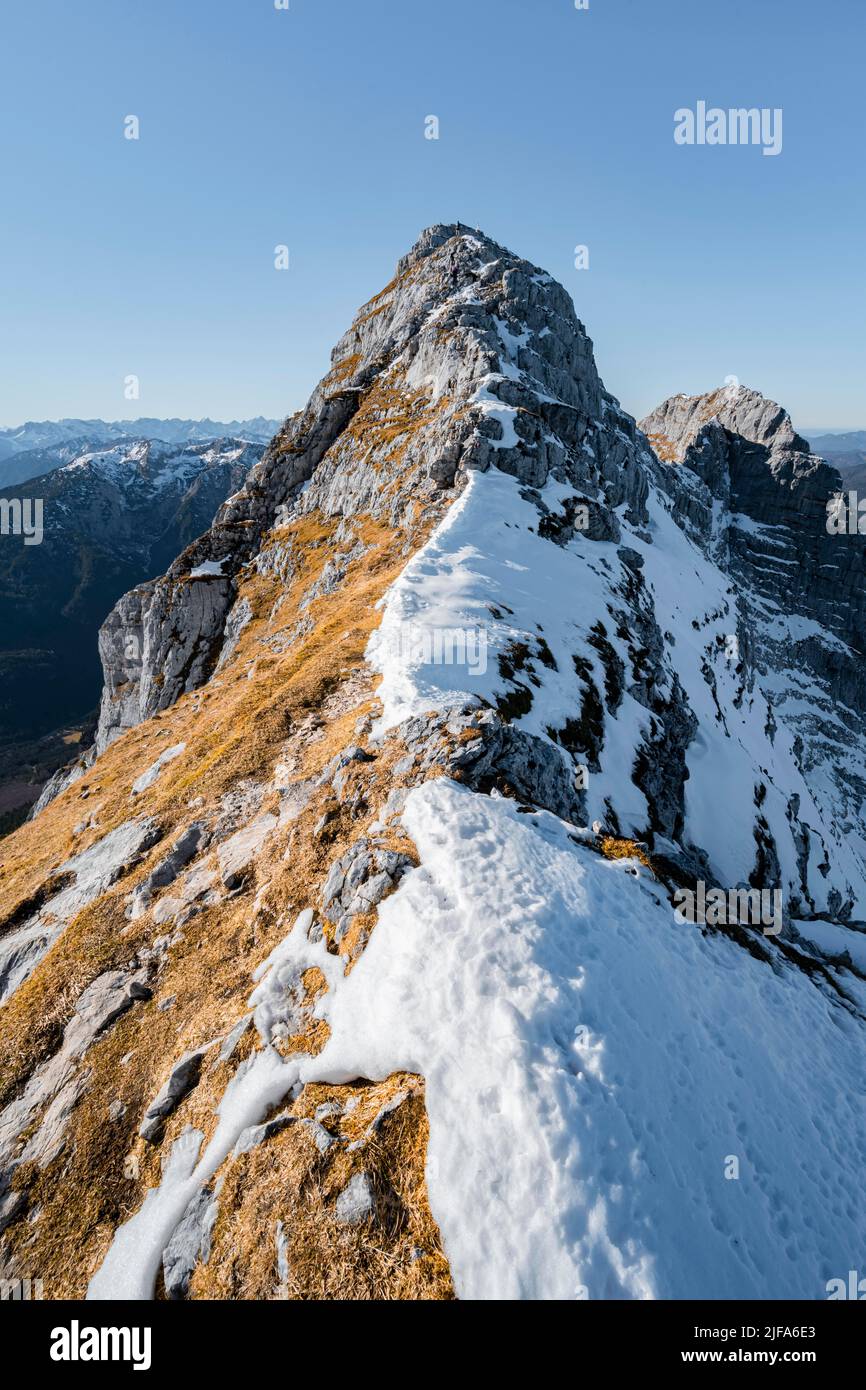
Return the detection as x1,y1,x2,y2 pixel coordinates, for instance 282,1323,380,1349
10,224,866,1305
52,438,256,491
88,781,866,1300
78,224,866,927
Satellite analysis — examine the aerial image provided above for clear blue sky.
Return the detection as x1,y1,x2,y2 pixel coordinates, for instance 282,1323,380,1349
1,0,863,432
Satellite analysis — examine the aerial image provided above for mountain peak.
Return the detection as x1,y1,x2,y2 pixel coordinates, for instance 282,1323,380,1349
394,221,514,271
5,230,866,1304
640,385,810,463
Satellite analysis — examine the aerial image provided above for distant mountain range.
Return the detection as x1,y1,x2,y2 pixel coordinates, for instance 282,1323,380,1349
808,430,866,456
827,455,866,491
808,431,866,492
0,417,280,487
0,435,266,824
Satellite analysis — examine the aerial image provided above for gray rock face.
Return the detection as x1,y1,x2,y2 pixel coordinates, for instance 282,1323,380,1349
215,595,253,672
322,837,414,942
218,1015,253,1064
31,758,92,816
0,966,152,1205
139,1047,208,1143
72,969,153,1039
232,1112,296,1158
131,742,187,795
95,573,234,755
335,1171,375,1226
642,388,809,462
216,813,278,890
71,225,646,760
0,1187,27,1236
162,1186,219,1299
443,709,588,824
640,386,866,918
0,818,160,1004
127,821,207,920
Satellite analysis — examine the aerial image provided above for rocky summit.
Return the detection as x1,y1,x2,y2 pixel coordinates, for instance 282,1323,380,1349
2,225,865,1301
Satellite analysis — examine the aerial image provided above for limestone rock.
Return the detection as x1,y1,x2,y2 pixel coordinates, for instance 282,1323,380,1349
0,819,160,1004
162,1187,219,1299
335,1171,375,1226
139,1048,208,1143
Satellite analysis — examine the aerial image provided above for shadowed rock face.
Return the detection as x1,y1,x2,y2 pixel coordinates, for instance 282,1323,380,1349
642,387,865,638
641,387,866,882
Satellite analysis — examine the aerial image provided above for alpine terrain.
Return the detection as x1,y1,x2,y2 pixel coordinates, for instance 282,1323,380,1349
1,225,864,1301
0,437,266,828
0,418,279,487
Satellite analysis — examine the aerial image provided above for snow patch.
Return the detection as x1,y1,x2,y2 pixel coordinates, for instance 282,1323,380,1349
189,560,226,579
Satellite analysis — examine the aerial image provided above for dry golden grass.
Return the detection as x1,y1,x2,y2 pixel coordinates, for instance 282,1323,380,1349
645,431,680,463
0,485,459,1299
598,835,656,873
0,244,495,1300
324,351,361,389
189,1076,454,1301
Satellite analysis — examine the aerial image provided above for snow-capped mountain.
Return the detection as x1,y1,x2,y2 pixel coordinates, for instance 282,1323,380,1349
0,417,280,486
0,437,264,778
2,226,865,1302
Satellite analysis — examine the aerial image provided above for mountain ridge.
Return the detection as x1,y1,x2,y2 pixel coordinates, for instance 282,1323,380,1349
2,224,865,1301
0,418,281,488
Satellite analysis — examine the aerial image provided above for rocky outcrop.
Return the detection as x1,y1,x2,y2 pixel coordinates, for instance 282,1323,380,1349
0,818,160,1003
5,226,866,1304
139,1047,209,1143
94,575,235,754
0,966,152,1227
162,1186,219,1298
641,386,866,909
86,225,644,758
